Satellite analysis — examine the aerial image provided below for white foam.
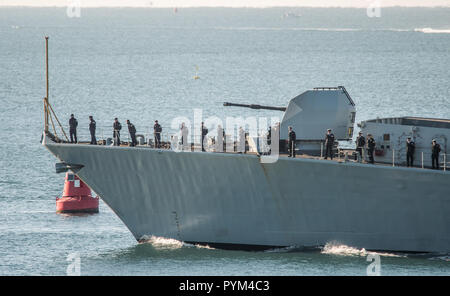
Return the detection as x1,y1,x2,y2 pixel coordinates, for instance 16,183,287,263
139,235,184,249
381,28,411,32
188,242,216,250
414,28,450,34
139,235,215,250
321,242,403,257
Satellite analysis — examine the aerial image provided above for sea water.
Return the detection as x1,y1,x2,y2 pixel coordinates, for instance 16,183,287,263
0,7,449,275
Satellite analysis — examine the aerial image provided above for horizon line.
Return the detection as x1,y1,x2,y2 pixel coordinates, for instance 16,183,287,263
1,5,450,8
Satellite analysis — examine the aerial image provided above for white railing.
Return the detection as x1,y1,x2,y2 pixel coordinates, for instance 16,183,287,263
419,151,448,171
60,125,450,172
388,149,448,171
68,125,248,150
65,125,176,146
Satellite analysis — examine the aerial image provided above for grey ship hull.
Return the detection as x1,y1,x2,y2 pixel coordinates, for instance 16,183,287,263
43,137,450,253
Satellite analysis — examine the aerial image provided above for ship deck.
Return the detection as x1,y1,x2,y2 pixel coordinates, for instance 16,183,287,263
61,139,447,171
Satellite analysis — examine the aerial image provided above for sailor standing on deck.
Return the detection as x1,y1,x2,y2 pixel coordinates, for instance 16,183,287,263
127,120,137,147
69,114,78,143
288,126,296,158
201,122,208,152
154,120,162,148
113,118,122,146
367,134,376,164
324,129,335,160
406,137,415,167
431,139,441,169
355,131,365,162
89,116,96,145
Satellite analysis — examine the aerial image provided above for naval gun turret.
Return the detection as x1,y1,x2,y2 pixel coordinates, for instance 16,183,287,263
223,102,286,112
224,86,356,154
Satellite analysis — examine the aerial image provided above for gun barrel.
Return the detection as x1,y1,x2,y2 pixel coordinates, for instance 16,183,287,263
223,102,286,112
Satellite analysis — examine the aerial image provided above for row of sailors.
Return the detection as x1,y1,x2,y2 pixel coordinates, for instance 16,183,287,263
356,132,442,169
69,114,242,151
70,114,443,168
180,122,245,152
69,113,360,160
355,132,376,164
70,114,266,152
405,137,442,169
69,114,162,147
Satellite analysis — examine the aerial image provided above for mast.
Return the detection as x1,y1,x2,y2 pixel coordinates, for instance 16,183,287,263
44,36,49,132
41,36,69,142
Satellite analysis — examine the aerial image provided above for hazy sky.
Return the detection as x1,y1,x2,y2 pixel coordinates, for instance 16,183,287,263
1,0,449,7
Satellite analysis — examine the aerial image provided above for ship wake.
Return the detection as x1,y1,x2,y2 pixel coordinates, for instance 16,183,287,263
139,235,215,250
414,28,450,34
321,242,405,258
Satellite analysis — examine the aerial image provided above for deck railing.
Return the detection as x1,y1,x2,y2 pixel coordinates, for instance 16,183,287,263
59,126,449,172
66,125,174,146
386,149,448,171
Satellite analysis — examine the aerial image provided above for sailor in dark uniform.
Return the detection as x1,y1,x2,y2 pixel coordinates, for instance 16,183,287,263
153,120,162,148
201,122,208,152
127,120,137,147
324,129,335,160
288,126,296,157
89,115,97,145
367,134,376,164
406,137,415,167
355,131,366,162
113,118,122,146
431,139,441,169
69,114,78,143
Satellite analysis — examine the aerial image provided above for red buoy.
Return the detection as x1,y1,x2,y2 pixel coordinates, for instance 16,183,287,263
56,173,99,213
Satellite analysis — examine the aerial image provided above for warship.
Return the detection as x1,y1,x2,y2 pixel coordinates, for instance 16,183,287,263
41,38,450,253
